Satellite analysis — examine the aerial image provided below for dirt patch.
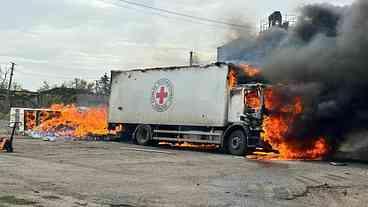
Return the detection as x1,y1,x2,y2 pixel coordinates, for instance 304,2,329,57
0,195,37,205
109,204,137,207
41,195,62,200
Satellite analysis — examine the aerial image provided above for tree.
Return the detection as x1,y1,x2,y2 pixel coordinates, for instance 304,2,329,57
38,81,51,92
0,65,9,89
11,82,23,91
36,73,110,96
60,78,95,93
0,65,23,91
73,78,94,91
95,73,111,96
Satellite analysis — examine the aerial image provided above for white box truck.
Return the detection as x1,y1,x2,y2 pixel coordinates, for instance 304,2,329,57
108,63,266,155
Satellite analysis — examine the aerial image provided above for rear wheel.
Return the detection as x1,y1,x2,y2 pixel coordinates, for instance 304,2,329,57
134,125,153,146
227,130,248,156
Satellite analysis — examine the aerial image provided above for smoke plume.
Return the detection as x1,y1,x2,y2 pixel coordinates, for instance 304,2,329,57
261,0,368,155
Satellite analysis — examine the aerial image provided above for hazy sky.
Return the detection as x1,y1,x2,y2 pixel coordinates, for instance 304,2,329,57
0,0,353,90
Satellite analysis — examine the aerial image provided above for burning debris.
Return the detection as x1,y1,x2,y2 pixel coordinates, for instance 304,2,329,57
27,104,121,140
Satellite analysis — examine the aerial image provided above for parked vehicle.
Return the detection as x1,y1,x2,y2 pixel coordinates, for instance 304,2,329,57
108,63,266,155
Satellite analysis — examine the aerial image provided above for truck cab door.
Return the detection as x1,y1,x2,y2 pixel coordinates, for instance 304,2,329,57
228,88,245,123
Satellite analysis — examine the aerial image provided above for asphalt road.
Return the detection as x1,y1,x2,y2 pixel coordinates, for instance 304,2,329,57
0,138,368,207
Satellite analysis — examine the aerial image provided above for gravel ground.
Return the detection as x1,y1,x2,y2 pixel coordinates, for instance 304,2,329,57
0,137,368,207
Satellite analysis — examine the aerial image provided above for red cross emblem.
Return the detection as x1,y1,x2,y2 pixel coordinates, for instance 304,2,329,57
151,78,173,112
155,86,168,105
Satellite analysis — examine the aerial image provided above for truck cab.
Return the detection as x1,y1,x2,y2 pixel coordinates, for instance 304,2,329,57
223,84,266,155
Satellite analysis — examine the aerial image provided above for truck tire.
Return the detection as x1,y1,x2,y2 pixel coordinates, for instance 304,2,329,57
134,125,153,146
227,130,247,156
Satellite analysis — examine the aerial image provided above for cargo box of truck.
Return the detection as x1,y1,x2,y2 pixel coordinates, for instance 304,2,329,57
108,63,266,155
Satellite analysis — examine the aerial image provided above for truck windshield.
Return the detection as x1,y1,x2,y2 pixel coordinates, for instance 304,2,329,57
245,90,261,111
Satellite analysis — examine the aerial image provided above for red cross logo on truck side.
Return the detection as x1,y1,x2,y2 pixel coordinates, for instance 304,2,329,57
156,86,168,105
151,79,174,112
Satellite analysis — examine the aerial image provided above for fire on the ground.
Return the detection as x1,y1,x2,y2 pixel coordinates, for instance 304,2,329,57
12,105,122,139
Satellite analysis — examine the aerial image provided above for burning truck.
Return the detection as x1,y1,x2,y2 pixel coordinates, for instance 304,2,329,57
109,63,269,156
108,63,329,158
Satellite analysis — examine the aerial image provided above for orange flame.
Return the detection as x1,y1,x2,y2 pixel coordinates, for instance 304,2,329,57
277,138,329,160
24,110,60,131
261,88,329,160
228,69,237,89
159,142,218,150
245,91,261,109
239,64,261,77
25,111,36,130
35,104,117,138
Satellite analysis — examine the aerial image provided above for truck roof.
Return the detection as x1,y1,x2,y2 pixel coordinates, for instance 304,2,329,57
111,62,228,73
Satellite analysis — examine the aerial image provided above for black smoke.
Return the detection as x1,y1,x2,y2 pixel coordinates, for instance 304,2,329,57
261,0,368,156
294,4,344,42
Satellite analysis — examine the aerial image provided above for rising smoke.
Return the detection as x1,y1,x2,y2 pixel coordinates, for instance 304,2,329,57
261,0,368,156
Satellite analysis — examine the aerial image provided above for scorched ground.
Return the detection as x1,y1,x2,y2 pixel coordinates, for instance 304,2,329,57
0,138,367,207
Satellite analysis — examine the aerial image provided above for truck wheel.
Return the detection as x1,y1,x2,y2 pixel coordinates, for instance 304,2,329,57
134,125,152,146
227,130,247,156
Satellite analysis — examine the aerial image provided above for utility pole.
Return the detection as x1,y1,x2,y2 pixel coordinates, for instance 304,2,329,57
7,62,15,109
189,51,193,66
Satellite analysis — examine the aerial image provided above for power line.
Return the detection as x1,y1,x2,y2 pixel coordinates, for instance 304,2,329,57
109,2,242,31
114,0,251,29
103,0,254,31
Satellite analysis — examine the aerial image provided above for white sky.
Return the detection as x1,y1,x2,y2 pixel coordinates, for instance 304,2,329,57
0,0,354,90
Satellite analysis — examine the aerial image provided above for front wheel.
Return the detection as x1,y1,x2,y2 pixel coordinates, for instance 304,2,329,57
227,130,248,156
